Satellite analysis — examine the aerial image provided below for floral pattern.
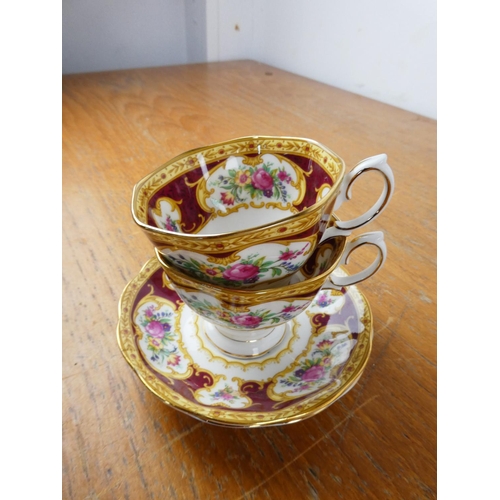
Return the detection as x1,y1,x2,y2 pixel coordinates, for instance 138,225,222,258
277,334,355,394
309,290,345,316
161,215,179,233
313,292,335,308
184,294,308,330
195,380,253,409
210,161,293,205
168,243,310,287
137,303,182,366
120,258,372,424
210,384,240,403
149,199,182,233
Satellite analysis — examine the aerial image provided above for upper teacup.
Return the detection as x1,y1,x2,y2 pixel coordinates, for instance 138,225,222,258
132,136,394,287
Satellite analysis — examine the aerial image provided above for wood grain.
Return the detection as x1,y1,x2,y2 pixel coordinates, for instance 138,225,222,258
63,61,436,499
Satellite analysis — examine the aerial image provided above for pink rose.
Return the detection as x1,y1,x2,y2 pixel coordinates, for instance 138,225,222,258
302,365,325,381
146,320,165,338
223,263,260,281
277,170,291,183
251,168,274,190
230,314,263,327
279,250,296,261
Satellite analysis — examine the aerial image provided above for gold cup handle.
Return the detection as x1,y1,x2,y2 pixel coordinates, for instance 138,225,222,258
327,231,387,288
332,153,394,231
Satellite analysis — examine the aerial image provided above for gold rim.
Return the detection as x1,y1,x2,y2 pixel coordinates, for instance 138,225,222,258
116,257,373,427
204,328,287,360
131,136,345,248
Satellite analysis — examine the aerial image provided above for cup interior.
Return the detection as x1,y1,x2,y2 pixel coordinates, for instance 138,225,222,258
133,136,345,237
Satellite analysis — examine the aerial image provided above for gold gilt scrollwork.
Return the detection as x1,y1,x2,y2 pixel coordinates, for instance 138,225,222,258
217,302,251,313
241,155,263,167
117,257,372,427
211,202,251,218
143,208,323,254
189,371,227,400
315,183,335,202
185,174,214,215
238,378,266,394
193,153,309,220
133,136,344,229
150,197,182,225
206,253,242,266
161,234,317,268
193,313,301,372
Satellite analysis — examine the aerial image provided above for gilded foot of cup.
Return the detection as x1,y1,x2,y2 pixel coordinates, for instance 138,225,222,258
202,320,288,359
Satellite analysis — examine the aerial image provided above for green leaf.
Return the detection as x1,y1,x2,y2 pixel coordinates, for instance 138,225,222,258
253,256,266,267
261,260,275,268
271,267,283,277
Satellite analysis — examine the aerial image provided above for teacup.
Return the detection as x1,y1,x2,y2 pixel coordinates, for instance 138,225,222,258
155,230,386,358
132,136,394,288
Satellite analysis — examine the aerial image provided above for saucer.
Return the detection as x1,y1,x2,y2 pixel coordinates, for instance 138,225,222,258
117,257,373,427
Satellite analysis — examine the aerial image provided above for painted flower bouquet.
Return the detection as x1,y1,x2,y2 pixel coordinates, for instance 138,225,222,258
169,244,309,287
210,161,293,206
139,305,180,365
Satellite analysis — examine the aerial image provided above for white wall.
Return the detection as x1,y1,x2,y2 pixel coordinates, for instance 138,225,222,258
63,0,436,118
207,0,436,119
62,0,188,74
185,0,208,63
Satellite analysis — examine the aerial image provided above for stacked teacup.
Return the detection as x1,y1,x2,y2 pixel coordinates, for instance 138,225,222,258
132,136,394,358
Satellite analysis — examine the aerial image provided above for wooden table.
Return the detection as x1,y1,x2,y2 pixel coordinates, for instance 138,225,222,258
63,60,436,499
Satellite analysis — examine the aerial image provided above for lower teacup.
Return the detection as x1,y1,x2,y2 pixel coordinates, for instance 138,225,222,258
155,230,386,358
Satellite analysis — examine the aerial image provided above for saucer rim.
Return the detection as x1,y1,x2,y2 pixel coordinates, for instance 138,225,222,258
117,257,373,428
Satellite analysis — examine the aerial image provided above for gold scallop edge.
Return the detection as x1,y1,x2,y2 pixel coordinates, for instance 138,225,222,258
116,257,374,427
131,136,345,249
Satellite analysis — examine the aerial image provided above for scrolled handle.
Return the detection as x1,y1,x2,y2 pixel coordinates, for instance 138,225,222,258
332,153,394,231
326,231,387,288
